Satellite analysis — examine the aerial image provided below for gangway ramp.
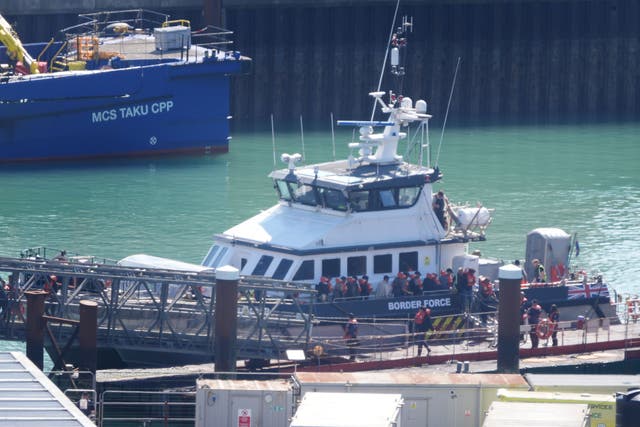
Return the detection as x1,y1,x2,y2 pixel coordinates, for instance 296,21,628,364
0,254,315,368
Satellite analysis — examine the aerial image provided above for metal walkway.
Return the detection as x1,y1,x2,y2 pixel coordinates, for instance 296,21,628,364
0,253,315,368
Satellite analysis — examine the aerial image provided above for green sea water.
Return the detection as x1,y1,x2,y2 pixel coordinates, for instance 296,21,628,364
0,123,638,296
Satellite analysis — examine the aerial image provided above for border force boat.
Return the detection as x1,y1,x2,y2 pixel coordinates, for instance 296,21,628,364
201,15,616,327
0,9,250,162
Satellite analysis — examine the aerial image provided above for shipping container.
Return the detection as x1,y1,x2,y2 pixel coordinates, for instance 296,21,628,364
483,401,589,427
195,379,294,427
295,372,528,427
289,392,402,427
497,388,615,427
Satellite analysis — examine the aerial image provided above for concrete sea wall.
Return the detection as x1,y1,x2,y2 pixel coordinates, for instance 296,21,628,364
2,0,639,126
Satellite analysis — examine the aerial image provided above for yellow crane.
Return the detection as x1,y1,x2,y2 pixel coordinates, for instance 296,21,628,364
0,13,39,74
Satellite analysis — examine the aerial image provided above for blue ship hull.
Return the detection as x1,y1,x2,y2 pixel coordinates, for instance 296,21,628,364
0,18,249,163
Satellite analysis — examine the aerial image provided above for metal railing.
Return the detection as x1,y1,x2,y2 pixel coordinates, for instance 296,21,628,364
99,390,196,427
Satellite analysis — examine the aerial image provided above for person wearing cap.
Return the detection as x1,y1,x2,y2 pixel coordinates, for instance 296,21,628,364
414,307,435,356
343,313,359,361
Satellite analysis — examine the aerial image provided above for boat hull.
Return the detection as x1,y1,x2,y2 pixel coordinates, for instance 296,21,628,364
0,58,247,162
273,283,616,322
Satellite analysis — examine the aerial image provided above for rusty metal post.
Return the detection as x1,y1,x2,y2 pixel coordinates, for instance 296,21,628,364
214,265,239,373
497,264,522,373
78,300,98,375
26,290,47,370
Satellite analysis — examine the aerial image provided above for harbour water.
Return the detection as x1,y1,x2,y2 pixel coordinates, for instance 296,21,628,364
0,122,638,298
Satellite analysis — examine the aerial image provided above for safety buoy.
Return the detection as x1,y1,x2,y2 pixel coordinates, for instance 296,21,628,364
627,299,640,322
536,318,554,340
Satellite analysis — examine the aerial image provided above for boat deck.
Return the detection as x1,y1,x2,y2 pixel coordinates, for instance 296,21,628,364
97,33,220,62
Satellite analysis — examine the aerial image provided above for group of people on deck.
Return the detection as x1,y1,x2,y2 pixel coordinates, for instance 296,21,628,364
315,268,462,302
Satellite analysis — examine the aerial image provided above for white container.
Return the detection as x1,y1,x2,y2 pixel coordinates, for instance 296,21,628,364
496,388,616,427
154,25,191,51
296,371,529,427
290,392,402,427
525,373,640,395
195,379,293,427
483,401,589,427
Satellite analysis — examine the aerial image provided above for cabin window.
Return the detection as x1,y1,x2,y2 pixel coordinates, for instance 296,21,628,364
399,251,418,273
252,255,274,276
293,260,314,281
202,245,220,267
292,183,317,206
240,258,248,272
272,258,293,280
276,180,292,201
204,246,228,268
322,258,341,279
374,254,392,274
347,256,366,277
349,191,370,211
213,247,228,267
319,187,348,211
379,190,397,208
399,187,421,207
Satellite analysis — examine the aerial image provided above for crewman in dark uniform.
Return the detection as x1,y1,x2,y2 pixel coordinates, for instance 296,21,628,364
527,299,543,348
414,307,435,356
343,313,359,361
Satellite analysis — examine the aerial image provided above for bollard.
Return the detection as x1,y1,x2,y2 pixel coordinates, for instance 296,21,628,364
25,291,47,370
214,265,239,374
497,264,522,373
78,300,98,375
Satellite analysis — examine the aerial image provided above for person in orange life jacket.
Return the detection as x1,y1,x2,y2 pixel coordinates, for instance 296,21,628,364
359,275,372,298
315,276,331,302
548,304,560,346
408,272,423,295
414,307,435,356
459,268,476,313
422,272,440,292
343,313,359,361
527,299,543,348
478,276,498,325
345,276,360,298
532,259,546,283
439,268,455,290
